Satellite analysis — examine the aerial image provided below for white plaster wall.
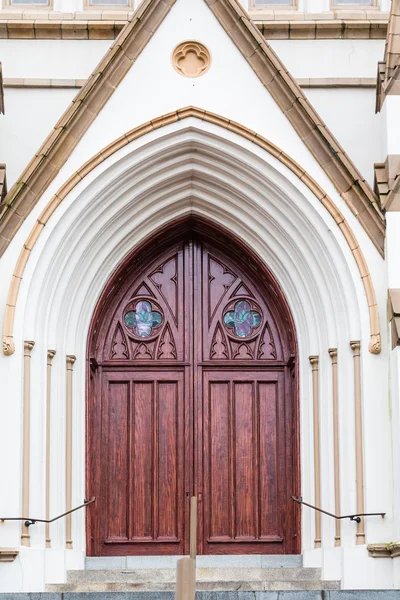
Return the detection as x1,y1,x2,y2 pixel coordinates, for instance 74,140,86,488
382,95,400,156
0,88,77,186
269,40,385,79
0,0,394,591
304,88,383,186
0,40,110,79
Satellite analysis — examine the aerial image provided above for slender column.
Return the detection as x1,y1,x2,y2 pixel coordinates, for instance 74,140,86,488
65,355,76,549
350,341,365,545
45,350,56,548
21,341,35,546
329,348,341,547
309,356,321,548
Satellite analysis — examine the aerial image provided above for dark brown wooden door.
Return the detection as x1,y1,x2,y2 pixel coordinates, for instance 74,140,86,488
87,225,299,556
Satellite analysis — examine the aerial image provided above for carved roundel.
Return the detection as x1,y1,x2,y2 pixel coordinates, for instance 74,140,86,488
223,299,263,339
123,298,164,340
172,41,211,78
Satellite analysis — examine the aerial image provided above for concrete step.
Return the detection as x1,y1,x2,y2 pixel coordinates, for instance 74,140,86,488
46,579,340,592
85,554,303,570
66,567,322,583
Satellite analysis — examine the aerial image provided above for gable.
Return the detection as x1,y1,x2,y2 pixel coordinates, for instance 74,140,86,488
0,0,384,256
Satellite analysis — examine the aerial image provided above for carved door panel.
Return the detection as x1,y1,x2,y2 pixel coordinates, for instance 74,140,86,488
87,230,299,557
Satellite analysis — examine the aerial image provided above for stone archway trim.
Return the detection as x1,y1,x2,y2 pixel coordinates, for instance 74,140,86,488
2,107,381,356
0,0,384,256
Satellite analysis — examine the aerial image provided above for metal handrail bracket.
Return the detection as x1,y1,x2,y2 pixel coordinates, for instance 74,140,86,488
292,496,385,523
0,497,96,528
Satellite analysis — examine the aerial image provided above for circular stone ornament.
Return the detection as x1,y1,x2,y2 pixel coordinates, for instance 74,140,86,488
172,41,211,78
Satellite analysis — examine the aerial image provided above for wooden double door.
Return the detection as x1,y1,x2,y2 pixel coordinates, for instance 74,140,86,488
87,227,299,556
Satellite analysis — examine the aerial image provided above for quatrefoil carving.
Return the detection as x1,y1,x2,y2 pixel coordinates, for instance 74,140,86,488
172,41,211,78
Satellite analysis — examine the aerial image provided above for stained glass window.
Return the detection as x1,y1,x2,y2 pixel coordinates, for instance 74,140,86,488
125,301,162,338
223,301,261,338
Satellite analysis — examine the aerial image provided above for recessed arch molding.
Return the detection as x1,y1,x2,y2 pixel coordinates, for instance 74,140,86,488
2,107,381,356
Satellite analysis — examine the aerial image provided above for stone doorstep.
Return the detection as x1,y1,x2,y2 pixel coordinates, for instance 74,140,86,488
67,567,322,583
85,554,303,570
4,593,400,600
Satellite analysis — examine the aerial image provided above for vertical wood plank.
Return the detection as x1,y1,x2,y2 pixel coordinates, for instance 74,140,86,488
106,381,129,540
175,557,195,600
209,382,230,539
350,341,365,545
259,382,278,537
234,381,255,539
190,496,197,561
65,354,76,549
158,382,179,539
21,340,35,547
309,356,321,549
45,350,56,548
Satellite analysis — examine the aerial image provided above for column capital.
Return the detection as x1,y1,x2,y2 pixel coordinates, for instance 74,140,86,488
66,355,76,369
309,355,319,369
47,349,56,363
350,340,361,355
24,340,35,355
328,348,338,362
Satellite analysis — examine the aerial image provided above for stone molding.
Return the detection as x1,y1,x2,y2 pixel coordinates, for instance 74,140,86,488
1,107,381,356
172,41,211,78
376,0,400,111
388,289,400,349
368,542,400,558
4,76,376,89
0,0,385,258
205,0,384,255
0,19,387,40
0,549,19,562
374,155,400,211
0,62,4,115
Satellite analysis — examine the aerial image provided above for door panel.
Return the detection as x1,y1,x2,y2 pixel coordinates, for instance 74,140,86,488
87,228,299,556
101,371,185,555
202,371,285,554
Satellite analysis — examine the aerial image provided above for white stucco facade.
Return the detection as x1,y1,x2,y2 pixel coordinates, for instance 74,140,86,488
0,0,398,593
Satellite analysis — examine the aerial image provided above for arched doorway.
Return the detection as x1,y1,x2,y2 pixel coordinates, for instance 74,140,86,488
86,218,300,556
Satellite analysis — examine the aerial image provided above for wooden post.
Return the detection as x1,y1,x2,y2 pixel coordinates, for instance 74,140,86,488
175,557,195,600
190,496,197,561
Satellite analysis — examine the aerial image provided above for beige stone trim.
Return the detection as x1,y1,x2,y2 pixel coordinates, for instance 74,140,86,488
21,340,34,547
206,0,384,254
172,41,211,78
256,18,387,39
376,0,400,110
329,348,341,547
3,76,376,89
0,0,385,255
375,155,400,211
0,63,4,115
45,349,56,548
4,78,86,88
0,18,387,39
368,542,400,557
388,289,400,349
298,77,376,88
309,355,321,548
350,340,365,545
0,0,176,251
1,107,382,357
0,549,19,562
65,354,76,550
